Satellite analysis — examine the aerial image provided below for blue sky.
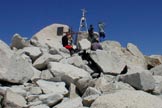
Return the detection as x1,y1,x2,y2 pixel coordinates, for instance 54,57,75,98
0,0,162,55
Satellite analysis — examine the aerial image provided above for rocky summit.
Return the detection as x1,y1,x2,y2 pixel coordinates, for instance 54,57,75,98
0,23,162,108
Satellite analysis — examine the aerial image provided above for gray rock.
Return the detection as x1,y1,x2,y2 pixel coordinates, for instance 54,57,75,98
90,90,162,108
40,70,54,80
153,80,162,95
62,55,85,68
75,77,95,94
94,77,108,91
122,46,147,70
153,75,162,94
0,95,3,108
78,39,91,50
127,43,145,59
48,62,91,85
20,53,32,63
153,75,162,84
39,93,63,106
49,47,60,55
120,71,155,91
26,95,39,102
69,83,79,99
0,87,9,96
151,64,162,76
31,67,42,81
145,56,161,68
3,90,27,108
90,50,126,74
11,33,30,49
36,80,68,95
27,101,43,107
53,97,83,108
94,76,134,93
150,55,162,64
22,46,42,61
101,40,124,56
82,87,101,98
33,53,62,70
30,104,50,108
127,65,147,74
0,41,34,83
9,85,27,97
83,94,99,107
28,87,42,95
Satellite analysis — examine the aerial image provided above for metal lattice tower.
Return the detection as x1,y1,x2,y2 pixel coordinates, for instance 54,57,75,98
79,9,88,32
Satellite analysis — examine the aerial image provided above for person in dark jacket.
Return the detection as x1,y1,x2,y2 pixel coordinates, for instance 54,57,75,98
88,24,95,42
62,32,74,56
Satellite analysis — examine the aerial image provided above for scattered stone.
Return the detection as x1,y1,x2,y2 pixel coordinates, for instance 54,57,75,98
69,83,79,99
36,80,68,95
82,87,101,98
22,46,42,61
120,71,155,91
40,70,54,80
75,77,95,95
39,93,63,106
53,97,83,108
3,90,27,108
83,94,99,107
91,90,162,108
151,64,162,76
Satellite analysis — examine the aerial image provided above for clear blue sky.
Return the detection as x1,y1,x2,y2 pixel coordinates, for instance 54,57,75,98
0,0,162,55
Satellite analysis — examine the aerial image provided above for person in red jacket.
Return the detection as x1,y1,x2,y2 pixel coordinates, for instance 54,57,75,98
62,32,74,56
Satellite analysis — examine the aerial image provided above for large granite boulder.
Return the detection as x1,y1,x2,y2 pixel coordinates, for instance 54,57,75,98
31,23,69,48
90,90,162,108
120,71,155,91
101,40,124,56
48,62,91,84
0,40,34,84
11,33,31,49
126,43,147,68
90,50,126,74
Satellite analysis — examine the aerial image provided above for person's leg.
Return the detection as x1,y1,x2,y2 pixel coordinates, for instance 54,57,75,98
69,48,75,56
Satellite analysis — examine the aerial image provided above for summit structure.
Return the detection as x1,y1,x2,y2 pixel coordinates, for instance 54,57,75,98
79,8,88,32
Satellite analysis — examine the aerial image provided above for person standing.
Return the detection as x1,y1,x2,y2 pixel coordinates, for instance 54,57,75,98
88,24,94,42
98,22,106,42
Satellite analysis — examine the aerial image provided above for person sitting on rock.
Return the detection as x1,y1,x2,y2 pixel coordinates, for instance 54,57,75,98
91,36,103,51
62,32,75,56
